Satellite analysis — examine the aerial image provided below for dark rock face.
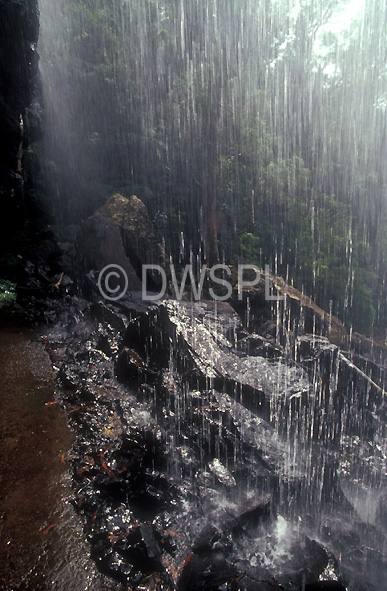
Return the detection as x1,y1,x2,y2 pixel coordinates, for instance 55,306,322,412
17,236,387,590
77,194,167,291
21,220,384,591
95,194,165,272
0,0,41,235
39,293,360,591
79,213,143,291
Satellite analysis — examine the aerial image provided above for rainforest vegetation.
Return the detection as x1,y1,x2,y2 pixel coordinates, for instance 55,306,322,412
36,0,387,333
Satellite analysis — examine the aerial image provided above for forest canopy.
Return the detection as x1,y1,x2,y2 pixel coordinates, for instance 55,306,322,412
37,0,387,332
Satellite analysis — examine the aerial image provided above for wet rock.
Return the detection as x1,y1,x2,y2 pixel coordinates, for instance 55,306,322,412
295,335,337,362
91,301,130,333
294,334,385,444
192,525,233,557
97,194,165,269
232,515,344,591
304,583,347,590
78,193,167,293
223,496,271,532
351,329,387,371
58,362,80,390
177,552,238,591
275,537,329,588
375,489,387,531
237,576,284,591
339,478,385,527
0,0,41,232
351,353,385,392
126,300,309,422
115,346,149,383
235,566,284,591
36,292,385,590
78,213,143,291
229,268,349,352
140,522,162,560
211,390,287,475
122,303,181,370
90,525,165,584
208,458,237,488
236,333,283,360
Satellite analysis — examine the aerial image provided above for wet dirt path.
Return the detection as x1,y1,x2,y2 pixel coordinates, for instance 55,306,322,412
0,322,120,591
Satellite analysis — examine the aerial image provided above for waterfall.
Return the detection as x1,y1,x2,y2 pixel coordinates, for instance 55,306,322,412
33,1,387,589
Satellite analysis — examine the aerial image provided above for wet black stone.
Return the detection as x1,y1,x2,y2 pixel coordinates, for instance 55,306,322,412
304,583,347,591
236,334,283,360
58,363,81,390
34,293,385,590
114,530,164,575
276,537,329,589
0,0,41,233
376,490,387,531
224,497,271,533
177,552,238,591
140,523,162,559
212,375,269,419
192,525,233,557
237,574,284,591
115,346,149,383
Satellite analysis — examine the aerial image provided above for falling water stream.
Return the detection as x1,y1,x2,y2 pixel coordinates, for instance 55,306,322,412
25,293,384,590
24,0,387,589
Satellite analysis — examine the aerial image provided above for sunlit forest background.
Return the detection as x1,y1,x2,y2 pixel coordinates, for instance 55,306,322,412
34,0,387,333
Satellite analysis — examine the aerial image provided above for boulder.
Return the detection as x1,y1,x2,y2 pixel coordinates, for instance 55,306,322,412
95,193,166,279
177,552,237,591
79,213,143,290
275,536,329,588
78,194,166,293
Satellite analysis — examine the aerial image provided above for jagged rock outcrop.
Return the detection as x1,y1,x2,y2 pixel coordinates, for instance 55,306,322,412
77,193,166,292
39,287,385,590
95,193,165,270
225,266,386,395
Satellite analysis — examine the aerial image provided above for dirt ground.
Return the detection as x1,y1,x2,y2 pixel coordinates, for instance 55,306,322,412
0,319,120,591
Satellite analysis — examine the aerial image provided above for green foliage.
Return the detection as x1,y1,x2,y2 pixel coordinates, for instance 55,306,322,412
351,280,376,334
0,280,16,307
239,232,260,262
38,0,387,331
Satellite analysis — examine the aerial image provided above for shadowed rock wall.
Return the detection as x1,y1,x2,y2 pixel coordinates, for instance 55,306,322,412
0,0,41,238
